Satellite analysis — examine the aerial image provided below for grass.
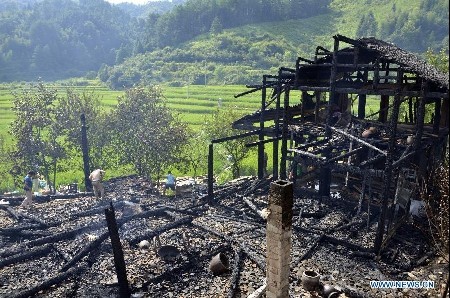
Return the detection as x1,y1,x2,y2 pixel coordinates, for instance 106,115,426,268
0,81,383,192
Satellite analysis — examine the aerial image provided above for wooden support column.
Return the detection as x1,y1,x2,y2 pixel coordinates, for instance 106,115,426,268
280,87,290,180
258,76,267,179
273,71,282,180
266,180,293,298
208,143,214,202
379,95,390,123
433,98,441,134
374,71,402,253
320,36,339,197
358,94,366,119
414,83,427,178
105,203,130,298
440,97,449,128
80,114,92,192
314,92,321,123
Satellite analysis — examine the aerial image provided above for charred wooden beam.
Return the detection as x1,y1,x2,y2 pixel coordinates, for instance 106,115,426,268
68,201,125,220
288,148,326,160
0,225,94,259
246,136,283,148
0,223,46,236
3,206,22,220
359,154,385,167
9,264,88,298
58,207,167,272
227,248,243,298
374,78,402,252
192,221,266,271
298,233,325,262
280,87,290,180
324,147,364,165
330,163,384,178
258,75,267,179
247,280,267,298
81,114,92,192
208,143,214,202
105,203,130,298
0,243,53,269
59,229,110,273
391,150,417,168
243,178,271,196
204,214,264,228
273,71,282,180
139,244,230,292
128,216,193,246
294,225,373,253
242,196,267,220
234,81,278,98
329,126,387,156
211,130,259,144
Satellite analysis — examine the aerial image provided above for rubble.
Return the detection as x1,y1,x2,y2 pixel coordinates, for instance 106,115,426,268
0,175,447,297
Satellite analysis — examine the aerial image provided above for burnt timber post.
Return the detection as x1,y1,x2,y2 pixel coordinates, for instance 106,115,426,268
280,87,290,180
273,70,282,180
415,82,427,177
208,143,214,202
358,94,366,119
379,95,390,123
81,114,92,192
433,98,441,135
319,37,340,197
374,71,402,252
105,203,131,298
258,75,267,179
266,180,293,298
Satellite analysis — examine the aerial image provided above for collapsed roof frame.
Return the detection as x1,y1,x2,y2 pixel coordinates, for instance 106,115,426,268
220,34,449,252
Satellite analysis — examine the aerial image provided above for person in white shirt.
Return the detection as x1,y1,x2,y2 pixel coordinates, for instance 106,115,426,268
89,169,105,199
163,171,176,196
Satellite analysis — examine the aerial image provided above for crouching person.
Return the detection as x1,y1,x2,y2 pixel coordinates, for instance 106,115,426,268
89,169,105,199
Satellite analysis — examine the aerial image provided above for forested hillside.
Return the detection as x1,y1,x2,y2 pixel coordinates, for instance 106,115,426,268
0,0,448,85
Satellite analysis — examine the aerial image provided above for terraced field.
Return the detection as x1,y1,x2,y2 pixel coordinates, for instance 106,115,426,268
0,84,261,142
0,82,383,191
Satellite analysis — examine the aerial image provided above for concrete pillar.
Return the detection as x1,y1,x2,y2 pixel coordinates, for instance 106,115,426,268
266,180,293,298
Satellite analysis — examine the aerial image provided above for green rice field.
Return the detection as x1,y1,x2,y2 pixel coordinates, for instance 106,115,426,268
0,83,264,144
0,81,381,192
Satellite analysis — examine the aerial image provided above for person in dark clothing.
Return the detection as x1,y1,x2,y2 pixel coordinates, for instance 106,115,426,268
21,170,37,207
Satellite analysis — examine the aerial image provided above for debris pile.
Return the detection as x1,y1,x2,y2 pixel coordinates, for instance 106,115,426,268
0,175,447,297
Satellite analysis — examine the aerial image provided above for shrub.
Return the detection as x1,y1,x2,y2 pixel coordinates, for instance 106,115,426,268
421,153,449,258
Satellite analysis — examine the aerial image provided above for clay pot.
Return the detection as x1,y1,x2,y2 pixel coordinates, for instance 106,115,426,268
322,284,336,297
328,292,340,298
208,252,229,275
301,270,320,291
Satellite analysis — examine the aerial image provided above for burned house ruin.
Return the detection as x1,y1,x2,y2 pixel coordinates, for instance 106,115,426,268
229,34,449,252
0,35,448,298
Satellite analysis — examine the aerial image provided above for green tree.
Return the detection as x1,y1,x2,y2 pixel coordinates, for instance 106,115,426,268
210,16,223,35
203,107,256,179
9,81,66,193
425,47,449,73
356,12,378,37
53,89,113,172
179,129,209,178
109,86,188,182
